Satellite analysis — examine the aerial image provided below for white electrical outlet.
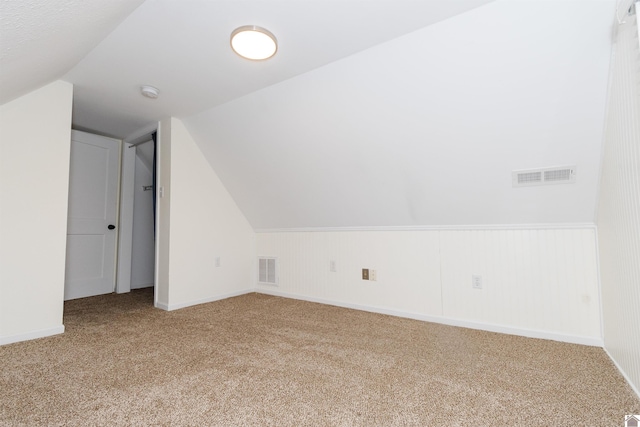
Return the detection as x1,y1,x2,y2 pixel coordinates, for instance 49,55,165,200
472,275,482,289
215,257,221,268
370,269,377,281
330,260,336,272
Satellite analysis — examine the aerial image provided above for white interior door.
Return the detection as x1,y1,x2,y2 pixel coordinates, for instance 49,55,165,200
64,130,120,300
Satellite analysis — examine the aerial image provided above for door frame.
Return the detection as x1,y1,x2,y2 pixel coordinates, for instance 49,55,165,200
116,142,135,293
117,123,159,294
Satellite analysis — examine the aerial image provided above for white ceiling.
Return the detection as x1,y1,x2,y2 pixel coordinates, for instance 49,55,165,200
0,0,618,229
184,0,616,229
60,0,493,140
0,0,145,104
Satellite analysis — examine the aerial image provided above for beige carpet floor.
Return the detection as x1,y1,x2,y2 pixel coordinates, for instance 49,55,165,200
1,289,638,426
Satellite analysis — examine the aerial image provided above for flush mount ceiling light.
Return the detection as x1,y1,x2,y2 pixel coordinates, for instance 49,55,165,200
230,25,277,60
140,85,160,99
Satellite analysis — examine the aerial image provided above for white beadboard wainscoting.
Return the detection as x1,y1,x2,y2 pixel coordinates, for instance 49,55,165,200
596,10,640,397
256,228,602,346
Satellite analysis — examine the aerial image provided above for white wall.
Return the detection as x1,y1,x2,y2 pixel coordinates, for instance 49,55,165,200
155,117,255,310
597,13,640,396
440,229,600,340
185,0,614,230
257,231,442,315
131,153,154,289
256,228,601,345
0,80,73,344
155,119,171,308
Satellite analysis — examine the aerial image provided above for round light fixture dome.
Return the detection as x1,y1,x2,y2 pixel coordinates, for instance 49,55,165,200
230,25,277,60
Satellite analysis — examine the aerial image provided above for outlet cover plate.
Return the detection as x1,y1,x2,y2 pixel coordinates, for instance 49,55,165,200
472,275,483,289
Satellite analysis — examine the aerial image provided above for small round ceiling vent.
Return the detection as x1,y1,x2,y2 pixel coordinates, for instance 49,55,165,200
140,85,160,99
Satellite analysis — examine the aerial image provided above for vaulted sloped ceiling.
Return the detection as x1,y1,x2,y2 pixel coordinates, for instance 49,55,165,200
1,0,617,230
62,0,495,139
184,0,616,229
0,0,145,104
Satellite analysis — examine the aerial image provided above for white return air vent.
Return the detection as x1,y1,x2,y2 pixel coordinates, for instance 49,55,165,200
258,257,278,285
512,165,576,187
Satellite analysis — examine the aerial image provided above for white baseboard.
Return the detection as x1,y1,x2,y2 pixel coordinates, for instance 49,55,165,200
131,283,154,290
603,346,640,400
155,301,169,311
0,325,65,346
157,289,254,311
255,287,604,347
255,223,597,233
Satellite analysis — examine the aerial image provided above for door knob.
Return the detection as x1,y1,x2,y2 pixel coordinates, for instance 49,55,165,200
108,224,116,230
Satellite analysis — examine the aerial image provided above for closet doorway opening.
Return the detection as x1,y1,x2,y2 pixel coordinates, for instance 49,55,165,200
65,128,158,303
120,133,157,294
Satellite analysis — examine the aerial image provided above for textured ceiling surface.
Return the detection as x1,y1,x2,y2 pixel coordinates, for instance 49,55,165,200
0,0,145,104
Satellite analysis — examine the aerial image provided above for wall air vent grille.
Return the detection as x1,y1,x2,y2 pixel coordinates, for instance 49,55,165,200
518,171,542,185
544,168,572,182
512,166,576,187
258,257,278,285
